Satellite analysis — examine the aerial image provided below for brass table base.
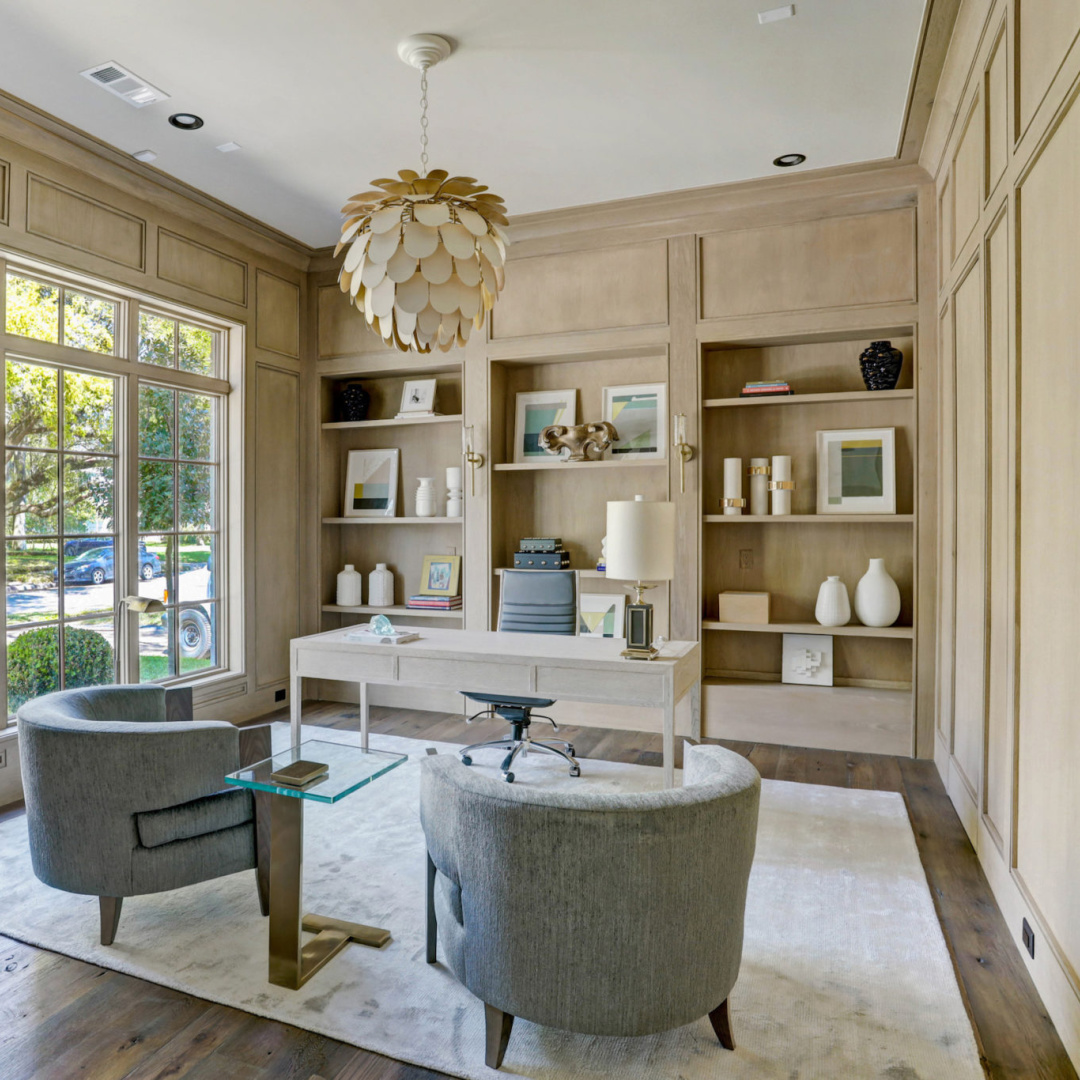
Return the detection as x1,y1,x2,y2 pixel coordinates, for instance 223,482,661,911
268,790,391,990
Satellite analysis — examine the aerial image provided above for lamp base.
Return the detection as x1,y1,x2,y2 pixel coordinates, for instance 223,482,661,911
622,592,659,660
621,644,660,661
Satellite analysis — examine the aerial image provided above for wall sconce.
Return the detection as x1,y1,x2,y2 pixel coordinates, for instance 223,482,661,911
673,413,694,494
462,424,484,496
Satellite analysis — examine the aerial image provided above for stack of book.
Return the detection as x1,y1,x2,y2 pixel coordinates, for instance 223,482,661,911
407,595,462,610
740,380,792,398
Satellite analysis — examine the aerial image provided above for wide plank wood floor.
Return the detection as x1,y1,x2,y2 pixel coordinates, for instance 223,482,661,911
0,700,1074,1080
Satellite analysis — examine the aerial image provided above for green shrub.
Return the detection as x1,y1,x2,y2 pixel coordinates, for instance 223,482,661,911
7,626,114,713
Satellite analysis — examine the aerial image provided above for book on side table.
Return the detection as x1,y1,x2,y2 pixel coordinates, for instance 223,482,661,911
270,759,329,787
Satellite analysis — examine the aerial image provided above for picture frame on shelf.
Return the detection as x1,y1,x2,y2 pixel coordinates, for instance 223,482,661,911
343,448,399,518
578,592,626,638
816,427,896,515
601,383,666,459
397,378,438,417
418,554,462,596
781,633,834,687
513,389,576,462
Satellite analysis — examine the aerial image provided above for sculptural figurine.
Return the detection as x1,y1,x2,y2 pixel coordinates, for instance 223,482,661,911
539,421,619,462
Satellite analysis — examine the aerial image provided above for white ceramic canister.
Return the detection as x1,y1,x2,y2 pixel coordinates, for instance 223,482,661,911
368,563,394,607
336,564,362,607
815,576,851,627
415,476,437,517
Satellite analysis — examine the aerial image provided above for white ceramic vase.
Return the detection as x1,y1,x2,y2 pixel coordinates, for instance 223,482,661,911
415,477,437,517
815,576,851,627
336,564,362,607
446,466,463,518
368,563,394,607
854,558,901,627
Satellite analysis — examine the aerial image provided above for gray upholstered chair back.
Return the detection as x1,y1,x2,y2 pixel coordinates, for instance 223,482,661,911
420,743,760,1038
496,569,578,635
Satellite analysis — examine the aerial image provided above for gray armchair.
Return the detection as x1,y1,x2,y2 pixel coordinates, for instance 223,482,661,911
17,685,270,945
420,743,761,1069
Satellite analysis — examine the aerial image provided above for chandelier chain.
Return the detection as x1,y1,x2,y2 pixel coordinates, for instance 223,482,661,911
418,67,430,177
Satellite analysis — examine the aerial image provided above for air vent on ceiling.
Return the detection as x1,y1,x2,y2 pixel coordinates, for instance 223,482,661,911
80,62,169,108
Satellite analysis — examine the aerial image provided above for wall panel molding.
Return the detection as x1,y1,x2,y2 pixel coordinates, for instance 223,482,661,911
255,268,301,358
157,228,247,306
0,157,9,226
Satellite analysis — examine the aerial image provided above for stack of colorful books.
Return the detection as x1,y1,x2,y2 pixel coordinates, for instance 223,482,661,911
740,380,792,398
407,595,463,610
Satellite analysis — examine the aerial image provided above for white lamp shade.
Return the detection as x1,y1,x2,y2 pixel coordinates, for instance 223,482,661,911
605,497,675,582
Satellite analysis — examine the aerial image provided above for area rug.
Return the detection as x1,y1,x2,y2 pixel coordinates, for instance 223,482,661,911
0,724,984,1080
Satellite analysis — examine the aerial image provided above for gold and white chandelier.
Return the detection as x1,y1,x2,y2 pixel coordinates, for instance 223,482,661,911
335,34,508,353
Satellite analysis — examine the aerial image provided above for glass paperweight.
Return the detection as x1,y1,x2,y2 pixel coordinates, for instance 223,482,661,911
369,614,395,636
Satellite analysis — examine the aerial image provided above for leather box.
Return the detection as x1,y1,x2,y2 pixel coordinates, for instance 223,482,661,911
513,551,571,570
519,537,563,553
716,591,770,623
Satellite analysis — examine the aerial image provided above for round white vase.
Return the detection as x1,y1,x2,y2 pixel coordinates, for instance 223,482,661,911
854,558,901,627
336,564,362,607
415,477,437,517
368,563,394,607
815,576,851,626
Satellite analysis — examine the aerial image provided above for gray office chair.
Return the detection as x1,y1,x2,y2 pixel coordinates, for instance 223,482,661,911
459,569,580,783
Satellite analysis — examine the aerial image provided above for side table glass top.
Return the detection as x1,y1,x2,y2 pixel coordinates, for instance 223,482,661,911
225,739,406,803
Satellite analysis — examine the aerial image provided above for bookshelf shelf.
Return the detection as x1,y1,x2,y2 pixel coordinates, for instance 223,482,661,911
321,413,463,430
492,458,666,472
701,619,914,639
322,604,464,620
703,389,914,409
322,517,463,525
703,514,914,524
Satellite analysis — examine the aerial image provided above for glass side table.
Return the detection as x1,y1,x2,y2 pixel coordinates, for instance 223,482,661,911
226,738,406,990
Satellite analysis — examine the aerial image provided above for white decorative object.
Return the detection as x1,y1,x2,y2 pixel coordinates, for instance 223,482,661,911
336,564,362,607
854,558,901,627
815,576,851,627
722,457,744,515
782,632,834,686
415,476,437,517
368,563,395,607
816,427,897,515
770,455,793,515
597,535,607,572
335,36,507,354
749,457,770,516
446,466,463,518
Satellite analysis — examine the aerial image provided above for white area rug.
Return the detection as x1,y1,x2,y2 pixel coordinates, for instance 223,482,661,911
0,724,984,1080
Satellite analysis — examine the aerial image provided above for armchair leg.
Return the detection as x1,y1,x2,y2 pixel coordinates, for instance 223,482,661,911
99,896,123,946
484,1003,514,1070
426,852,437,964
708,997,735,1051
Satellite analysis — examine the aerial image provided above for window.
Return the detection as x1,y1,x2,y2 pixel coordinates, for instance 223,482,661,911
2,259,236,717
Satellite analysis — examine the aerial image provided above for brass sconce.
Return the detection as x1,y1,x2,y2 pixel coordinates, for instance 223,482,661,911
673,413,694,494
462,424,484,496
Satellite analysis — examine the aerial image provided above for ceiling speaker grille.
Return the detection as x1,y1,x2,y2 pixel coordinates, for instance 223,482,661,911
80,62,169,108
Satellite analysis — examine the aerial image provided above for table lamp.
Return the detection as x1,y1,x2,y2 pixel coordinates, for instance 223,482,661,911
605,495,675,660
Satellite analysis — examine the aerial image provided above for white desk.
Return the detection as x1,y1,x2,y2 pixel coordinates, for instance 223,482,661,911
290,626,701,788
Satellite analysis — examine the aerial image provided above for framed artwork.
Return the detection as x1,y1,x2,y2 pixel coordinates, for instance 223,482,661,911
578,592,626,638
343,448,399,518
816,427,896,515
418,554,462,596
602,383,666,459
781,633,834,687
513,389,577,462
398,378,437,416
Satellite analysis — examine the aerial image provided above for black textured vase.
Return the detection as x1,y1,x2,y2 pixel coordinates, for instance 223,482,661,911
335,380,370,422
859,340,904,391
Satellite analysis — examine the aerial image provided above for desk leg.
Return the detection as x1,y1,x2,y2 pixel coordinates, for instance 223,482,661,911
359,681,369,750
691,679,702,743
290,670,302,746
663,697,675,790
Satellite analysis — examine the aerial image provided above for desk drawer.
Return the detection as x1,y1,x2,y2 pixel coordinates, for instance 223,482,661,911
295,649,396,683
535,665,666,706
397,657,530,696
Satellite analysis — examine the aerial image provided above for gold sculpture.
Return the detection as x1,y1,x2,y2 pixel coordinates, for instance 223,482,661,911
539,422,619,462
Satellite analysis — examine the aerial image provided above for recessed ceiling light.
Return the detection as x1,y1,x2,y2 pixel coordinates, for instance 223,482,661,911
168,112,203,130
758,4,795,24
131,149,158,163
773,153,806,167
216,141,242,153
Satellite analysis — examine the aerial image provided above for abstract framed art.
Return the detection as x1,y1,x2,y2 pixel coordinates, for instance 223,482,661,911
418,554,462,596
513,389,576,462
343,448,399,518
602,383,666,459
815,427,896,514
578,592,626,638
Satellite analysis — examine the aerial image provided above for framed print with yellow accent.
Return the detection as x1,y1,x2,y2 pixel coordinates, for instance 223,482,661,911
815,428,896,514
343,448,399,518
602,383,666,459
418,554,462,596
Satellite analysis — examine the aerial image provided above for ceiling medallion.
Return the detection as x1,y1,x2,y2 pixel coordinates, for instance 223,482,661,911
336,34,508,353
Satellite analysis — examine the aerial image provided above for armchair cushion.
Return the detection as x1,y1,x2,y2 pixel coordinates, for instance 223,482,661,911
136,788,253,849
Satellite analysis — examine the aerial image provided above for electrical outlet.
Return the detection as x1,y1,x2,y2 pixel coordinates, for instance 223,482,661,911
275,688,287,703
0,747,7,769
739,549,754,570
1022,918,1035,959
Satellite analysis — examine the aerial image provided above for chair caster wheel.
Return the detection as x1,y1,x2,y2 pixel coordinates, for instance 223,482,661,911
566,745,576,756
503,772,515,784
460,755,472,766
569,766,581,777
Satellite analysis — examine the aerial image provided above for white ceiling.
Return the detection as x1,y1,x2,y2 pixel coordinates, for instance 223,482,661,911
0,0,927,247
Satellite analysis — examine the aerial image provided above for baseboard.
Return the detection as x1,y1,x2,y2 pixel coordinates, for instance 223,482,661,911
0,728,23,808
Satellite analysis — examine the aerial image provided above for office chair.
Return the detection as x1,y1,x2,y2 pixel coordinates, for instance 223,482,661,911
459,569,581,783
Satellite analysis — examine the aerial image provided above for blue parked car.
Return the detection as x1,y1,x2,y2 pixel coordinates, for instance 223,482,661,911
54,541,162,585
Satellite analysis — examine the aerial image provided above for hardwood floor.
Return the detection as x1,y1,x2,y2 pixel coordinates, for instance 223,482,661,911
0,701,1075,1080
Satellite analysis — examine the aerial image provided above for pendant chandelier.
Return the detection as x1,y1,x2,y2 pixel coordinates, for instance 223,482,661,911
335,34,508,353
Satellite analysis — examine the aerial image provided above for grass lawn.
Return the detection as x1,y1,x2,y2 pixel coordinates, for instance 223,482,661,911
139,655,213,681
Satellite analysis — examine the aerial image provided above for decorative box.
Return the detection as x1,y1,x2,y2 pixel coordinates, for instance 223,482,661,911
513,551,571,570
717,591,770,624
519,537,563,553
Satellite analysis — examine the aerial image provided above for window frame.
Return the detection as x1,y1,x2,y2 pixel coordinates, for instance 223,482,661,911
1,251,243,722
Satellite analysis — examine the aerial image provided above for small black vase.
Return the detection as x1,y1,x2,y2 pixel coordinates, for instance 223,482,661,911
859,340,904,391
335,380,370,422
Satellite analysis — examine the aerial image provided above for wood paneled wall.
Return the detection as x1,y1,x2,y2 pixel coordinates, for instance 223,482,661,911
924,0,1080,1065
0,93,310,795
